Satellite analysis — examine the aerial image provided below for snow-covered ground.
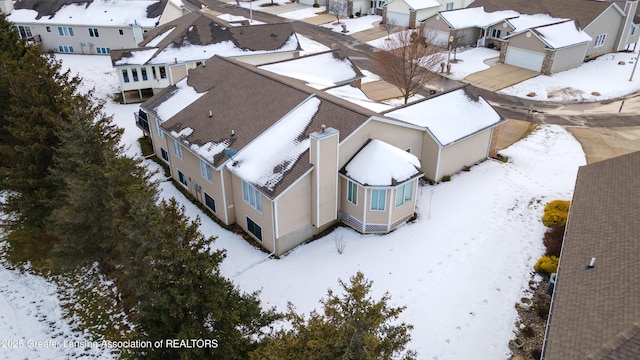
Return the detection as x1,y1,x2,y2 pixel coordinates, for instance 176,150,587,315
321,15,381,34
1,36,588,359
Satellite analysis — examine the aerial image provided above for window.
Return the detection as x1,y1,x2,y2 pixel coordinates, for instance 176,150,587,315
46,26,51,33
491,28,501,38
347,180,358,205
154,118,166,139
204,193,216,212
152,67,157,79
132,68,139,82
242,180,263,212
246,217,262,241
88,28,99,37
122,69,130,83
445,2,454,10
96,47,110,54
200,159,213,182
58,45,75,53
160,148,169,162
16,25,32,39
118,29,124,36
172,139,183,160
395,182,413,207
632,25,638,36
159,66,167,79
178,171,188,187
57,26,74,37
141,68,148,81
370,189,386,211
594,34,607,47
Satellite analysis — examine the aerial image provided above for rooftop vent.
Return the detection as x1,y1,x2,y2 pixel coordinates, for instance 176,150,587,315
585,257,596,270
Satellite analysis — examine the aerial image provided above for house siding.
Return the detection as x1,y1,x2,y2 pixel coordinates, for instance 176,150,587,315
584,5,624,58
340,176,364,224
550,43,589,73
437,128,492,180
391,180,417,223
507,32,547,53
420,132,440,180
14,23,139,53
275,173,316,254
230,175,276,251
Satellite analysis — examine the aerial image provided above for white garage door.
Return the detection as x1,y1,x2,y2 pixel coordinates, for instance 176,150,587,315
505,47,544,72
386,11,409,27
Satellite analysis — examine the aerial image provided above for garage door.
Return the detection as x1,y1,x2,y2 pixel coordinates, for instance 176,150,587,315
386,11,409,27
505,47,544,72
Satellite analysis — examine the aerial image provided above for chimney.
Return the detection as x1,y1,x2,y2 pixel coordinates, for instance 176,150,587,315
309,126,339,227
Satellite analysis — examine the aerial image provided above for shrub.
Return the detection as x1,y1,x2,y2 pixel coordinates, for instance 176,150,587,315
521,324,535,338
543,225,565,257
531,348,542,359
312,2,320,7
534,255,559,276
542,209,568,227
544,200,570,213
441,175,451,182
534,297,550,319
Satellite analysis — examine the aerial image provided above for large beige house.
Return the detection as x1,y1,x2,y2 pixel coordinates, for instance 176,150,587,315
111,11,301,102
383,0,473,29
2,0,188,54
422,0,640,74
137,55,504,255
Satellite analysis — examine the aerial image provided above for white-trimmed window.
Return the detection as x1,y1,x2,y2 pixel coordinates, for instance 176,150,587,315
204,193,216,213
370,189,386,211
16,25,32,39
445,2,453,10
347,180,358,205
58,45,75,53
172,138,183,160
200,159,213,182
178,170,188,188
160,148,169,162
395,182,413,207
58,26,74,37
132,68,139,82
491,28,501,38
88,28,99,37
594,34,606,48
96,47,110,54
242,180,263,213
122,69,130,83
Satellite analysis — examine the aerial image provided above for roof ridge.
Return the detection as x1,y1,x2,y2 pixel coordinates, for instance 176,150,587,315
586,321,640,360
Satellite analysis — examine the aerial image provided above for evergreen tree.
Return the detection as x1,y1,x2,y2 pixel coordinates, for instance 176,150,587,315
129,199,279,360
251,272,416,360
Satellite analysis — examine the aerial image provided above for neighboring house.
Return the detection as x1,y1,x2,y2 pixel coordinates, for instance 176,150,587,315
2,0,188,54
136,55,504,255
422,0,640,73
110,11,301,102
383,0,473,29
541,151,640,359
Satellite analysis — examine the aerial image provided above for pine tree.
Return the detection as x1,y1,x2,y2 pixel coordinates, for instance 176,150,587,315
128,199,279,360
251,272,416,360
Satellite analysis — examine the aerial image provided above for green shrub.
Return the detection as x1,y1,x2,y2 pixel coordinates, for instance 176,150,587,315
441,175,451,182
544,200,570,213
534,255,558,276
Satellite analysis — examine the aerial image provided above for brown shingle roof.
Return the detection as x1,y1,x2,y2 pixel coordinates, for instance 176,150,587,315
469,0,614,28
111,11,299,65
142,56,376,198
543,151,640,360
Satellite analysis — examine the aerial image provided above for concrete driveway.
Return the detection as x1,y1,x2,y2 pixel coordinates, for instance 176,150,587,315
463,64,538,91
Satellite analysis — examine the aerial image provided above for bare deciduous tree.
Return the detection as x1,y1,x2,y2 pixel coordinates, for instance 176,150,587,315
375,26,445,104
381,17,399,39
328,0,348,24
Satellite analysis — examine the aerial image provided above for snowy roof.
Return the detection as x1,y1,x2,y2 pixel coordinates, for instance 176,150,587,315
154,78,206,121
111,12,300,66
344,139,422,186
531,20,592,49
325,85,393,113
226,97,321,191
384,88,503,146
404,0,440,10
7,0,163,27
259,50,363,90
505,13,567,33
114,48,157,65
438,6,519,29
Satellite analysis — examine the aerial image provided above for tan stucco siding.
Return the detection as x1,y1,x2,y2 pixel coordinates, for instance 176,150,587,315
310,131,339,227
508,32,547,53
276,173,313,243
221,169,236,225
340,120,424,168
584,6,623,58
387,0,411,13
437,129,491,180
16,23,138,53
229,175,276,251
364,188,391,224
340,177,364,223
550,44,588,73
158,1,186,25
488,22,514,39
455,27,481,46
169,63,188,85
423,15,451,32
416,8,438,24
420,132,440,180
390,180,417,223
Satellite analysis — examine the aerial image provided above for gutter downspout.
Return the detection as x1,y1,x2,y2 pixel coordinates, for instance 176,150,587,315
220,169,229,225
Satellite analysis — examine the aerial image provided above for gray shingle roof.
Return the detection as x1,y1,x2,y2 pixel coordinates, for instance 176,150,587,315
543,151,640,360
469,0,614,28
142,56,376,198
